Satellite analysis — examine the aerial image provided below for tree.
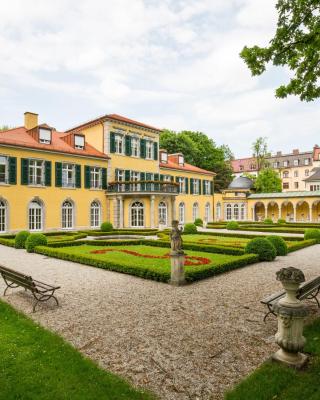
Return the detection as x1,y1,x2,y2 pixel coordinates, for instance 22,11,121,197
0,125,10,132
254,168,282,193
252,136,270,172
240,0,320,101
160,130,234,191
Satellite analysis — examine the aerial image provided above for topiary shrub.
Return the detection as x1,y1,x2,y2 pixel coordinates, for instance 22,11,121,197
226,221,239,230
194,218,203,227
264,218,273,224
183,223,197,234
266,235,288,256
304,228,320,242
100,222,113,232
244,237,277,261
277,218,286,224
14,231,30,249
25,233,48,253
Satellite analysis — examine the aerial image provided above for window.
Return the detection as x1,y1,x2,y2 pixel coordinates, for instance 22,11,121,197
250,163,256,170
283,171,289,178
90,167,102,189
117,169,124,191
179,177,186,193
305,169,309,177
39,128,51,144
294,170,299,177
90,201,101,228
178,155,184,165
131,137,139,157
146,141,153,159
178,202,185,224
29,159,44,185
74,135,85,150
205,203,210,222
115,135,123,154
62,200,73,229
0,156,8,183
164,175,171,182
158,202,167,226
226,204,232,220
0,200,6,232
204,180,210,195
294,182,299,189
283,160,289,167
239,165,244,171
29,200,43,231
131,171,140,191
240,204,246,220
304,158,310,166
192,203,199,221
62,163,75,188
131,201,144,227
293,159,299,166
233,204,239,220
216,202,221,220
273,162,279,168
161,152,168,163
193,179,199,194
311,185,320,191
283,182,289,189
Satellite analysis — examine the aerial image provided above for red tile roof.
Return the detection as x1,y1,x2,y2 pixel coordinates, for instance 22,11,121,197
231,157,257,173
67,113,162,133
0,126,109,159
160,157,215,176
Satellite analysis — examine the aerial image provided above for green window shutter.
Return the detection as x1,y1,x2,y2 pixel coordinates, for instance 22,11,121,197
154,173,159,181
198,179,201,195
125,135,132,156
154,173,159,190
175,176,180,193
21,158,29,185
153,142,158,160
185,177,189,194
202,180,206,194
44,161,52,186
85,166,91,189
125,170,131,181
140,139,146,158
146,172,151,191
190,178,194,194
75,165,81,188
8,157,17,184
170,175,174,182
140,172,145,191
160,174,164,181
102,168,107,189
55,162,62,187
210,181,214,195
110,132,116,153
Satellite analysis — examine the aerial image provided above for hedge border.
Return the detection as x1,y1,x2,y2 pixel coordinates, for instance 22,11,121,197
287,239,317,253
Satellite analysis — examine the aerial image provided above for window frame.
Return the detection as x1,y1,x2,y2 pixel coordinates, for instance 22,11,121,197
28,200,43,231
28,159,45,186
146,141,153,160
90,201,101,228
90,167,102,189
62,163,76,188
0,155,8,184
62,200,74,229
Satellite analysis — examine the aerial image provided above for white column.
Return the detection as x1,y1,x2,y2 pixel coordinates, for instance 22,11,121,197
293,204,297,222
118,196,124,228
113,197,118,228
150,195,155,228
308,203,312,222
278,204,281,221
171,196,176,221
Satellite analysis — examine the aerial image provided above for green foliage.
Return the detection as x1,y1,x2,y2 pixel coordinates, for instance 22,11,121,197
194,218,203,227
183,223,197,234
226,221,239,230
254,168,282,193
252,137,270,171
25,233,48,253
240,1,320,101
278,218,286,224
287,239,317,253
245,237,277,261
14,231,30,249
263,218,273,224
304,228,320,242
266,235,288,256
0,300,154,400
100,222,113,232
160,129,233,191
0,125,10,132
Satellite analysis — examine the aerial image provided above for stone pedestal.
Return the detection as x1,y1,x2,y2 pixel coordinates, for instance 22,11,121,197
272,267,308,368
170,253,186,286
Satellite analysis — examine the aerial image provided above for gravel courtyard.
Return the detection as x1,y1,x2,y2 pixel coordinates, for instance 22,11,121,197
0,244,319,400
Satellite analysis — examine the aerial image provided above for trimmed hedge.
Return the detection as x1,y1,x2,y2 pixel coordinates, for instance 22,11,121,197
25,233,48,253
226,221,239,230
194,218,203,227
183,223,197,234
84,230,158,237
100,222,113,232
266,236,288,256
14,231,30,249
277,219,286,224
287,239,317,253
184,230,303,241
0,238,15,247
304,229,320,242
244,238,277,261
264,218,273,224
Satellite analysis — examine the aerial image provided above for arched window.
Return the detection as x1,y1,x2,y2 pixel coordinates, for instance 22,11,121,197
62,200,73,229
226,204,232,220
29,200,43,231
90,201,101,228
240,204,246,220
131,201,144,227
0,200,6,232
192,202,199,221
178,202,185,224
216,202,221,220
233,204,239,220
205,202,211,222
158,201,167,226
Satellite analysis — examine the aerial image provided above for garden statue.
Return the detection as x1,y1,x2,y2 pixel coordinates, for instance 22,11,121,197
169,220,185,285
170,220,184,255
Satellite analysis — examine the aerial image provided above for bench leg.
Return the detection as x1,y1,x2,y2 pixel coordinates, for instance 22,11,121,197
2,277,20,296
32,290,59,313
306,288,320,308
264,304,276,323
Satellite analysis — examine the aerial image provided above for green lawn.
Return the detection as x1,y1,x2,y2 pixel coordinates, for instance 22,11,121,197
0,300,154,400
225,318,320,400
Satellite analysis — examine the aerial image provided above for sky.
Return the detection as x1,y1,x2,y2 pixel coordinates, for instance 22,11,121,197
0,0,319,158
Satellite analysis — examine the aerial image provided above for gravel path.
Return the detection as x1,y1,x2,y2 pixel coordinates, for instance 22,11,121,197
200,227,304,237
0,244,319,400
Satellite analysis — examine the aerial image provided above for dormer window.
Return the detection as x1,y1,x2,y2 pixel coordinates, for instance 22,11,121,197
161,152,168,163
74,135,85,150
178,155,184,166
39,128,51,144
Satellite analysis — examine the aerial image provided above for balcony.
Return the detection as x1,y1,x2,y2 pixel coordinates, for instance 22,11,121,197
106,180,179,195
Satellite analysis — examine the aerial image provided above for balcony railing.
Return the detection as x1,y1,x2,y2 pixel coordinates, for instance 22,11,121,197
107,180,179,194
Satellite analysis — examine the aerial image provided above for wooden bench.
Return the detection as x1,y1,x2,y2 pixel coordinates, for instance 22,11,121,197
261,276,320,322
0,264,60,312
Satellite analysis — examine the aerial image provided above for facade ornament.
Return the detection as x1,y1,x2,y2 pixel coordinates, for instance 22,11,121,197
170,220,184,255
169,220,185,285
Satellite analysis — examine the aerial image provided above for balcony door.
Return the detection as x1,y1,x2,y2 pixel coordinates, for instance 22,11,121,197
131,201,144,227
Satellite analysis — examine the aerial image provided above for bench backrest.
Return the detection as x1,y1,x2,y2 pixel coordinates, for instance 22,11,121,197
0,264,36,291
298,276,320,298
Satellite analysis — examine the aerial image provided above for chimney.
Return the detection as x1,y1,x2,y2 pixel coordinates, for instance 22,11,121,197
292,149,299,155
276,151,282,156
24,112,38,130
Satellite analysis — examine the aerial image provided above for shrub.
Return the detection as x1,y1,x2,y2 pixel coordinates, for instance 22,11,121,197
244,237,277,261
264,218,273,224
184,223,197,234
266,235,288,256
100,222,113,232
14,231,30,249
194,218,203,227
226,221,239,230
277,218,286,224
25,233,48,253
304,228,320,242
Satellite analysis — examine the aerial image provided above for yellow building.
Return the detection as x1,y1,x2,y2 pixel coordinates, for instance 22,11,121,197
0,112,215,233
